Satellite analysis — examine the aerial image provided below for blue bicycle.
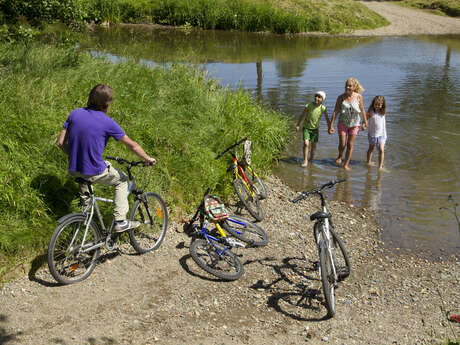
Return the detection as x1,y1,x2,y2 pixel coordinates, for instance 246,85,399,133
185,188,268,280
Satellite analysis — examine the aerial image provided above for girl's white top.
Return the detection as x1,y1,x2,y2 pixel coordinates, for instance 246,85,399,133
368,112,386,138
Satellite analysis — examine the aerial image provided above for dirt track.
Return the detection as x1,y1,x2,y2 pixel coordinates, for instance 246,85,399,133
353,1,460,36
0,176,459,345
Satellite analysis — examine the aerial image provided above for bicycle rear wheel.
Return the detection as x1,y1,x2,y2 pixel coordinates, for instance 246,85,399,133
222,215,268,247
47,216,100,285
319,243,336,317
233,178,264,221
190,239,243,281
129,192,168,254
245,165,268,200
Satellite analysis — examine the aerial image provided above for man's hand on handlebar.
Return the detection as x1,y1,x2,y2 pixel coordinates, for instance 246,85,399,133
144,157,156,166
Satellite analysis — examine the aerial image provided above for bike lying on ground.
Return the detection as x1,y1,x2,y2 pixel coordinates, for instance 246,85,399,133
184,188,268,280
215,137,267,221
291,179,350,318
47,156,168,285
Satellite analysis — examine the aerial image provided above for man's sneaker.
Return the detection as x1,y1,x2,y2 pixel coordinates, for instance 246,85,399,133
113,220,140,233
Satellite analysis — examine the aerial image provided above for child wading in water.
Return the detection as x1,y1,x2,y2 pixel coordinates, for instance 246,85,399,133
366,95,387,170
296,91,330,167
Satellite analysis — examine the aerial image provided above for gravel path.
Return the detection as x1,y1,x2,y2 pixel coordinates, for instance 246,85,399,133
353,1,460,36
0,176,458,345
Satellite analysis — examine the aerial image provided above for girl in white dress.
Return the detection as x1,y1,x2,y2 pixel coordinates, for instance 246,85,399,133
366,95,387,170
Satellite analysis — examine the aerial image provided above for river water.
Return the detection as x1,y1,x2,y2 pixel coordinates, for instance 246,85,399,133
80,26,460,258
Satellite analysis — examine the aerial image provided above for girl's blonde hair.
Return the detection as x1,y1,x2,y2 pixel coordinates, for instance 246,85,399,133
346,77,365,94
371,95,386,115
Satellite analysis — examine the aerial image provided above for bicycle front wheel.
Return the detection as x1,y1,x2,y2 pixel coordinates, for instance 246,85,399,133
233,178,264,221
245,165,268,200
222,215,268,247
330,228,350,281
47,216,100,285
190,239,243,281
314,223,350,281
319,244,336,317
129,192,168,254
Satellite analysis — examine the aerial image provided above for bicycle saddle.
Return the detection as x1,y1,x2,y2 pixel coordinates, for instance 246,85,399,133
310,211,331,221
74,177,92,186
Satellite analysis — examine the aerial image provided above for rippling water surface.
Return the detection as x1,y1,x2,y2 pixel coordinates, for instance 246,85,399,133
81,27,460,257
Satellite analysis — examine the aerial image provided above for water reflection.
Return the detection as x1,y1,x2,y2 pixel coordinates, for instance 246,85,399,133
79,26,460,257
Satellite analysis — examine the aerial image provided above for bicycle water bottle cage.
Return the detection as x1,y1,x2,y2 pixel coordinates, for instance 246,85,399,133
203,195,229,222
310,211,331,221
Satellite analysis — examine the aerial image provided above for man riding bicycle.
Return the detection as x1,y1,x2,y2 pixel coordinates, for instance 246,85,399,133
56,84,156,233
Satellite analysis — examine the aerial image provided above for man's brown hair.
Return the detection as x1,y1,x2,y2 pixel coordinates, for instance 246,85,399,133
87,84,114,111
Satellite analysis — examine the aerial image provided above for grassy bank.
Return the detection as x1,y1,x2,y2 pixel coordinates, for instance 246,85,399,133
81,0,389,34
400,0,460,17
0,42,288,281
1,0,388,36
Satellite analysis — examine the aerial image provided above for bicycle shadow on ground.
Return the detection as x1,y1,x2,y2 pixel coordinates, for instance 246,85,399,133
30,174,79,218
0,314,22,345
28,251,119,287
28,253,60,287
246,256,330,321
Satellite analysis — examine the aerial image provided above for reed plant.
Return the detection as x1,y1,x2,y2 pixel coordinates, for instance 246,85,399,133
0,41,288,281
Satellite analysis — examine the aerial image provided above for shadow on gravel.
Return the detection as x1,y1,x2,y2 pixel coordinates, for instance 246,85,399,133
0,315,22,345
48,336,118,344
28,253,60,287
29,251,119,287
247,256,329,321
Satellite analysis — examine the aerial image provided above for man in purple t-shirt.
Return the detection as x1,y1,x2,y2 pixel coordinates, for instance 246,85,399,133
57,84,156,232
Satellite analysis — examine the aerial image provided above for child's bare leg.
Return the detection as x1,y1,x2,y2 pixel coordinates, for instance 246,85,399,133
302,140,309,167
336,133,346,165
378,143,385,169
367,144,375,164
343,134,357,170
309,142,317,162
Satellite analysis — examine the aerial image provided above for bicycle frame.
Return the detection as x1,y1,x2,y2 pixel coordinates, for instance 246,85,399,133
74,177,139,254
196,220,235,256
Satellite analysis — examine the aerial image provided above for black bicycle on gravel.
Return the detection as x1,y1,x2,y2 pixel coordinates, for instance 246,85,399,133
291,179,350,318
215,137,267,221
47,156,168,285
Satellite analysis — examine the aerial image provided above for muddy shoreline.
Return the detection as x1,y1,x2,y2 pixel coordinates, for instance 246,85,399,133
0,175,458,345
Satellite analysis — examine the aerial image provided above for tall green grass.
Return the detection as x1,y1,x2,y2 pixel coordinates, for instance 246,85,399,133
81,0,388,34
0,42,288,280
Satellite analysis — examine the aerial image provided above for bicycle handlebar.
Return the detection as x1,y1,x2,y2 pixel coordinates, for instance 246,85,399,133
290,179,346,203
105,156,150,167
215,137,248,160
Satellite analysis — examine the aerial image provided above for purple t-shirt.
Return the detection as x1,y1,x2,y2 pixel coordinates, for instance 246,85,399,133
63,108,125,175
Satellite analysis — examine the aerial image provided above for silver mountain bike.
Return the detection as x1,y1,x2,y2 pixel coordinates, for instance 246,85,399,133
47,156,168,285
291,179,350,318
